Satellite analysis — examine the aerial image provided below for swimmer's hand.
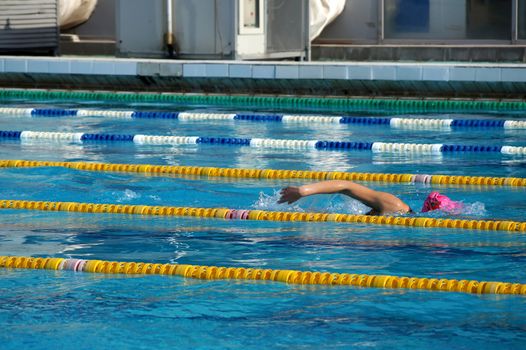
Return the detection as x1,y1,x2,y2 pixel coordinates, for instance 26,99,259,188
278,186,303,204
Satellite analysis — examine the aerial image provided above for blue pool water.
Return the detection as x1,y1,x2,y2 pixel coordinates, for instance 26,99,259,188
0,98,525,349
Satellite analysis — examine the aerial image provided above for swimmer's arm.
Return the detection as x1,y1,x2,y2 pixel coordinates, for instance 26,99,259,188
278,180,382,209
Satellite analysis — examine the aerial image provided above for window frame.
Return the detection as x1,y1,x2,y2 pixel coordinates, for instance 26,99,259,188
378,0,524,44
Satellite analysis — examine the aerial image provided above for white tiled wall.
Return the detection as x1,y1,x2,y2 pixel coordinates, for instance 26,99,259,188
1,56,526,84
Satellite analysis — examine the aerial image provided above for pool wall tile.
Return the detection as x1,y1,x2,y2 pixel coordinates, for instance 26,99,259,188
252,65,275,79
205,64,229,77
27,60,49,74
299,65,323,79
4,57,526,97
501,68,526,82
396,66,422,80
372,65,396,80
450,67,477,81
70,60,93,74
49,60,70,74
92,60,115,75
138,61,160,75
114,60,138,75
229,64,252,78
323,65,348,79
349,65,371,79
183,63,207,77
475,68,501,82
423,66,450,81
4,59,27,73
276,65,299,79
159,63,183,76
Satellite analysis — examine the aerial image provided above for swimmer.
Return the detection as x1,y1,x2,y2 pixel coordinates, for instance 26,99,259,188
278,180,461,215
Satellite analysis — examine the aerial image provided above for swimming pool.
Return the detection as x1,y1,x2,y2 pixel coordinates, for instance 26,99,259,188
0,90,525,349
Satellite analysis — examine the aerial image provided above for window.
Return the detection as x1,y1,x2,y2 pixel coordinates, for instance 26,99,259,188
384,0,512,40
519,0,526,39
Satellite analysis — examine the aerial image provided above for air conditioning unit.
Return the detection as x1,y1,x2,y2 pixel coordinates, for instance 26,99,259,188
0,0,59,55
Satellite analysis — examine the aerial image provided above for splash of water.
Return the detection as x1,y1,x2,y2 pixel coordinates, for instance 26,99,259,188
253,190,304,212
458,201,487,216
415,200,487,217
114,189,141,203
325,198,370,215
252,190,370,214
149,195,161,201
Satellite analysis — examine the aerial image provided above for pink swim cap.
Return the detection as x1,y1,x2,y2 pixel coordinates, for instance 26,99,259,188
421,191,462,213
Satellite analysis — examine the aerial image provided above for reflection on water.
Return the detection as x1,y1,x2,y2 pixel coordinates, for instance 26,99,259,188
372,152,444,165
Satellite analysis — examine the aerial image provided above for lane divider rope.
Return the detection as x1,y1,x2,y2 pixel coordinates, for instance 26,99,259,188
1,130,525,155
1,255,524,295
1,88,526,113
1,159,525,187
2,106,525,129
0,199,524,232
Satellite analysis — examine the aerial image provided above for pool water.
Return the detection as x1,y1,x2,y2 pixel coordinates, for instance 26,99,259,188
0,98,525,349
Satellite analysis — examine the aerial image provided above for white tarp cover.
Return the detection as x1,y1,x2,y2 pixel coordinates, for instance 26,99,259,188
309,0,346,41
58,0,98,29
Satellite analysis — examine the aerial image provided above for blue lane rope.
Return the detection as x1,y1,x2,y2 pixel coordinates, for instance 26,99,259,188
1,107,525,129
1,130,525,155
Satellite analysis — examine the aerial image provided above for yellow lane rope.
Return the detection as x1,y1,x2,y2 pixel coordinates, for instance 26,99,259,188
1,159,525,187
1,256,524,295
1,199,524,232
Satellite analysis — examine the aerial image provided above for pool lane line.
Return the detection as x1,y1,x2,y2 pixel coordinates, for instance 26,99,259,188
0,199,524,233
1,159,525,187
1,255,525,295
1,88,526,113
0,130,525,155
2,106,526,129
